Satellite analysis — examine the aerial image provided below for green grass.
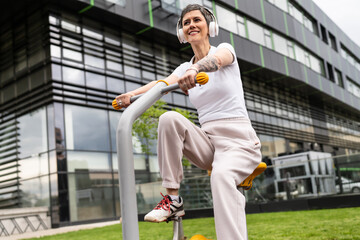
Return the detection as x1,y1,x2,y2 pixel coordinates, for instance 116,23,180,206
26,207,360,240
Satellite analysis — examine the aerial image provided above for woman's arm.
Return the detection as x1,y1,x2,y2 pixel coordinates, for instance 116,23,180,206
193,47,234,72
115,74,179,107
176,48,234,94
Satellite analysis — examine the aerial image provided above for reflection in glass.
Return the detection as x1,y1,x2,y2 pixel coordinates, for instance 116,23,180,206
63,48,82,62
106,60,122,72
67,151,110,172
19,176,50,207
216,5,237,33
51,45,61,58
247,21,265,46
107,77,125,93
62,66,85,85
18,153,49,180
85,54,105,69
65,104,110,151
86,72,106,89
18,107,48,158
68,173,115,221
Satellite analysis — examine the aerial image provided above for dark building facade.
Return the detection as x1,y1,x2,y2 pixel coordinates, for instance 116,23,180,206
0,0,359,227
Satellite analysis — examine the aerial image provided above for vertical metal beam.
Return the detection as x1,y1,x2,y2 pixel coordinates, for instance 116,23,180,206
116,82,166,240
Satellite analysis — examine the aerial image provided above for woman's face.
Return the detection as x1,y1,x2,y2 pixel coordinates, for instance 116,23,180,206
182,10,209,44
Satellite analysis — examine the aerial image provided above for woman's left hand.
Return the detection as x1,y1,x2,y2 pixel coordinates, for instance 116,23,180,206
178,69,197,95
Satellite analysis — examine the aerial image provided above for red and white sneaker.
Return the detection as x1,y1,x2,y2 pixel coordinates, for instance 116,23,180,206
144,193,185,222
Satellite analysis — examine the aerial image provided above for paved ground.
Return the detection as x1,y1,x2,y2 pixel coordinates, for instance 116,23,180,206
2,220,120,240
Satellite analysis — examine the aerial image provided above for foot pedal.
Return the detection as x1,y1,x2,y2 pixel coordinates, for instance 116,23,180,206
239,162,267,190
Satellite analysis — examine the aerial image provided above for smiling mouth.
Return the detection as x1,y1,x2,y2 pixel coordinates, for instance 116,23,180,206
189,31,199,35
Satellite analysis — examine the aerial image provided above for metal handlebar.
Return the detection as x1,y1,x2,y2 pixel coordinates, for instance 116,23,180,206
112,72,209,110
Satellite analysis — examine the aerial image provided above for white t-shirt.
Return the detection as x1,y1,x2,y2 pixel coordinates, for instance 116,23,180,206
172,43,249,125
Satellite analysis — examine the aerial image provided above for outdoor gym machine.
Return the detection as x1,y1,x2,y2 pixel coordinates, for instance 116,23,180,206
113,73,209,240
113,72,267,240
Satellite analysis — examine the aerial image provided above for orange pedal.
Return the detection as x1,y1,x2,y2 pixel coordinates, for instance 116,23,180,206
239,162,267,190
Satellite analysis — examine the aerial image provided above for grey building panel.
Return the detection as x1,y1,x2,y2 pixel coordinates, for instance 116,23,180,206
304,29,317,55
286,14,296,37
307,69,321,90
330,49,341,70
262,47,275,71
237,38,262,67
318,40,328,65
287,58,303,80
237,0,263,23
320,76,332,95
217,29,232,46
264,1,287,36
266,49,286,75
293,20,306,47
342,87,352,105
353,95,360,109
221,0,237,9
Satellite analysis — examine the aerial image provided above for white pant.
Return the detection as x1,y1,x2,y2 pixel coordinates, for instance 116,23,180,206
157,111,262,240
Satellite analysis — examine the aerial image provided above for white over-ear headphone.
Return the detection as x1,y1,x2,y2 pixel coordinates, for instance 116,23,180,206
176,7,219,44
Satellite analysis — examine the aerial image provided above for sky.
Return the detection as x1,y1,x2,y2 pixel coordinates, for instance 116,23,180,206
312,0,360,47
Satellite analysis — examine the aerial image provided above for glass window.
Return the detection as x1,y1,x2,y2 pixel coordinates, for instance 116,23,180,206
216,5,237,33
18,107,48,158
62,66,85,85
274,136,287,156
124,65,141,78
294,44,305,64
83,28,103,40
85,72,106,89
61,20,81,33
340,47,347,59
356,62,360,71
19,176,50,207
173,92,186,106
18,153,49,180
347,78,360,98
275,0,288,12
16,77,29,96
273,33,288,56
289,2,303,23
51,45,61,58
67,172,115,222
334,69,344,88
65,104,110,151
63,48,82,62
106,60,122,72
67,151,110,172
304,52,311,68
51,64,61,80
85,54,105,69
107,77,125,93
247,21,265,46
264,29,272,49
287,41,295,59
310,55,323,74
125,81,142,92
236,15,246,38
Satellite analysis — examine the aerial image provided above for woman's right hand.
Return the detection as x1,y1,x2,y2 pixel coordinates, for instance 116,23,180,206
115,92,135,108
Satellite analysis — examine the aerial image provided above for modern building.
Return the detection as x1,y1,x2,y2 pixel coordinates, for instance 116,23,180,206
1,0,359,227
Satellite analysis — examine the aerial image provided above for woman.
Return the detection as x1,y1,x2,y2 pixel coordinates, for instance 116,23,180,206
116,4,261,240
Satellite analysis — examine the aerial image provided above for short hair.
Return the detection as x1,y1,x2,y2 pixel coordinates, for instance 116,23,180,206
179,4,213,28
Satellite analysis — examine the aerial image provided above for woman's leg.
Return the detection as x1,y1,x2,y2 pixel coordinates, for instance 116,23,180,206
203,119,262,240
157,111,214,190
144,111,214,222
